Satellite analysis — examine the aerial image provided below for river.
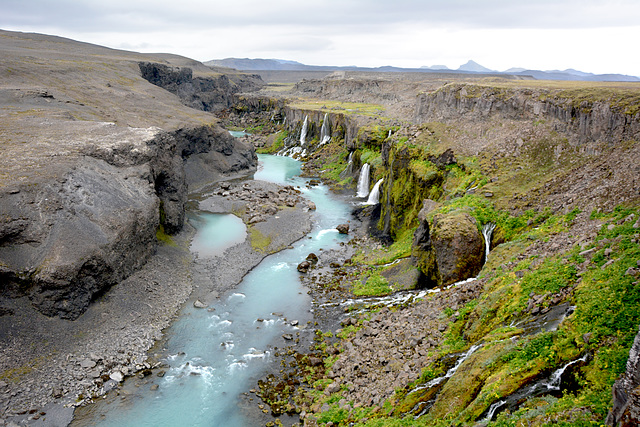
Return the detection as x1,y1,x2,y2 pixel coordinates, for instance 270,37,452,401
74,154,353,426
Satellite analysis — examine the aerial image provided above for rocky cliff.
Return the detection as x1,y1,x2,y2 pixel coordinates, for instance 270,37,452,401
0,30,258,320
139,62,264,112
415,83,640,146
0,123,256,320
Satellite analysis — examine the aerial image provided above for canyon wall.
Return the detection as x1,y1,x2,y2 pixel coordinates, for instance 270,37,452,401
0,125,256,320
415,84,640,146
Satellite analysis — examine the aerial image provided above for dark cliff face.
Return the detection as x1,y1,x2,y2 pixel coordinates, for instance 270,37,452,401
415,84,640,146
139,62,264,112
0,125,257,320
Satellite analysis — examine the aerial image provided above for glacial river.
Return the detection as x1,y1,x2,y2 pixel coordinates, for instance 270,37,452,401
80,154,352,426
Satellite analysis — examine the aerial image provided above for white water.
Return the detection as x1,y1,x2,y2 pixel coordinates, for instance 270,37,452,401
485,400,506,421
356,163,371,198
481,222,496,261
299,115,308,146
365,178,383,205
542,354,588,390
319,113,331,145
83,154,353,427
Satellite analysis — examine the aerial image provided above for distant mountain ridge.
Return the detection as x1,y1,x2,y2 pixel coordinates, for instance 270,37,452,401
205,58,640,82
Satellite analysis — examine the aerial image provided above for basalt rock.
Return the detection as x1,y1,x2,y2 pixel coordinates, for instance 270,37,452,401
139,62,263,112
0,124,257,319
336,224,350,234
607,323,640,426
412,211,484,287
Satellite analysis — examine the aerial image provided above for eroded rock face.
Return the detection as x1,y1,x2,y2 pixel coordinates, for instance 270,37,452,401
412,211,484,287
139,62,263,112
0,157,159,319
0,124,257,319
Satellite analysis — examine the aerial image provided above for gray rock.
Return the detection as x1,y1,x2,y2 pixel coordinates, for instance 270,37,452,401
109,371,124,382
80,359,96,369
336,223,350,234
193,300,208,309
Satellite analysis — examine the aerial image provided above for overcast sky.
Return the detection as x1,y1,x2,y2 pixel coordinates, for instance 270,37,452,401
2,0,639,76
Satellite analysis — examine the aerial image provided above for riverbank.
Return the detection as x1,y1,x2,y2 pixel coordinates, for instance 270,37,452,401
0,176,315,426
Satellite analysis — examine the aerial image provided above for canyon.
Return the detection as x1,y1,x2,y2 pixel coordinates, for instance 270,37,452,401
1,28,640,427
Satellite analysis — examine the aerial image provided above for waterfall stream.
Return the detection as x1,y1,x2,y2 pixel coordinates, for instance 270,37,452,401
356,163,370,198
319,113,330,145
481,222,496,261
365,178,383,205
299,115,308,146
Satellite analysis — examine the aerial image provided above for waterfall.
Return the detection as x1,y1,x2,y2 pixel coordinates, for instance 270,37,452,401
299,115,308,146
356,163,370,198
543,354,588,391
481,222,496,261
388,129,392,138
319,113,331,145
485,400,506,421
365,179,383,205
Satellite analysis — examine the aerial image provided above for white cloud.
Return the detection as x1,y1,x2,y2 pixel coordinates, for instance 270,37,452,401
1,0,639,76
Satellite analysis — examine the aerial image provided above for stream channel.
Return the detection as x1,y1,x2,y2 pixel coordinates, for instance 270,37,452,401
76,154,353,426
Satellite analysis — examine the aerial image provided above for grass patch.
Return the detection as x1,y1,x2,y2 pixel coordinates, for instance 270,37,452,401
248,226,272,252
352,271,392,296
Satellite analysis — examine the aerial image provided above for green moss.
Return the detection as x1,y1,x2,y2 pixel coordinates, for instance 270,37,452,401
156,224,177,247
248,226,272,252
352,271,392,296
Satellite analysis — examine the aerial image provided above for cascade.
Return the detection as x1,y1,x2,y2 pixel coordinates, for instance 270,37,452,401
543,354,588,390
481,222,496,261
356,163,370,198
299,115,308,146
319,113,331,145
388,129,392,138
485,400,506,421
365,179,383,205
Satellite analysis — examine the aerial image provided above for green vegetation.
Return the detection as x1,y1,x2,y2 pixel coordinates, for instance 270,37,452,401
288,99,387,118
248,226,272,252
156,224,177,247
352,271,392,296
256,130,288,154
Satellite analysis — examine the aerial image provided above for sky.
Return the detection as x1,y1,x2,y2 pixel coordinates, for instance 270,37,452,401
1,0,639,77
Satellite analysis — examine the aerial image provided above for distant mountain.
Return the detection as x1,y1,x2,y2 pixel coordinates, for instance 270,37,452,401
457,60,494,73
421,65,450,70
205,58,639,82
511,69,640,82
205,58,316,71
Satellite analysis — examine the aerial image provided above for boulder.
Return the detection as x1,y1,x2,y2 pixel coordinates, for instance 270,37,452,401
193,300,208,309
336,224,350,234
297,261,311,273
412,211,484,287
306,253,319,265
430,212,484,286
109,370,124,382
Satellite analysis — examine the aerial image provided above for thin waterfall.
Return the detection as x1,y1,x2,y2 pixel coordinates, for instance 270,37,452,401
356,163,370,198
319,113,331,145
339,152,354,180
485,400,506,421
299,115,308,146
482,222,496,261
543,354,588,390
365,179,383,205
